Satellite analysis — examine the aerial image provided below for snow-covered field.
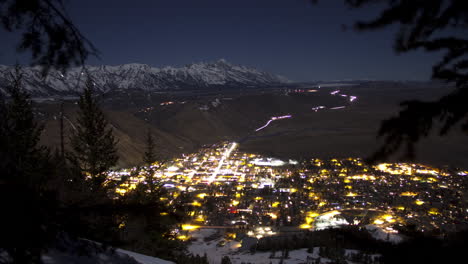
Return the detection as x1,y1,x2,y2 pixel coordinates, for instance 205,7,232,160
365,225,403,244
36,226,395,264
186,229,353,264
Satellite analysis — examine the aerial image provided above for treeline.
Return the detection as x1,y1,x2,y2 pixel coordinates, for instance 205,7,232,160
175,253,209,264
253,226,468,264
255,227,384,253
0,68,187,263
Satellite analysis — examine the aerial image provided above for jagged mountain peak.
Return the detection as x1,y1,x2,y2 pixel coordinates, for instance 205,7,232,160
0,60,289,97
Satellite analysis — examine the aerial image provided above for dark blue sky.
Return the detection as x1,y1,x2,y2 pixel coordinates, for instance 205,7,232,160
0,0,441,82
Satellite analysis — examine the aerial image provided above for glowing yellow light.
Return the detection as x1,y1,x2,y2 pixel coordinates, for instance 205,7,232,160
318,202,326,207
400,192,418,197
232,200,240,206
192,201,202,207
382,215,393,221
375,163,412,175
300,224,312,229
177,235,189,241
307,212,319,218
196,193,208,199
272,202,280,208
267,213,278,219
116,188,127,195
181,224,200,231
347,175,376,181
321,211,340,217
415,200,425,205
373,219,384,225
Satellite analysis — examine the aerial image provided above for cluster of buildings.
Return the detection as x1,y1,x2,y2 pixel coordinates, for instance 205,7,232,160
107,142,468,241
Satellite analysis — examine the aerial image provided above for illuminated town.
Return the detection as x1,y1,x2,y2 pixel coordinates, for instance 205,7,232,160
108,141,468,245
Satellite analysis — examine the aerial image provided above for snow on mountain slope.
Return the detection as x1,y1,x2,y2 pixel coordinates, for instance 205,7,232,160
0,60,289,96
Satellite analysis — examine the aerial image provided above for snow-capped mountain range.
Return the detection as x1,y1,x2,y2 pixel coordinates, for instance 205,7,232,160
0,59,289,97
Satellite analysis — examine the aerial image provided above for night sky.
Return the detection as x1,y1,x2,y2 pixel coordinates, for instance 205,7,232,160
0,0,441,82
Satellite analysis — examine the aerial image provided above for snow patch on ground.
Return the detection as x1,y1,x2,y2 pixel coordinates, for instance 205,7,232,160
365,225,403,244
186,229,333,264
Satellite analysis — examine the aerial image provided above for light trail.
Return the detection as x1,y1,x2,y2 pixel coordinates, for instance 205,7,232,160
256,120,273,131
312,106,326,112
208,142,237,183
309,86,359,113
255,115,292,132
330,89,358,103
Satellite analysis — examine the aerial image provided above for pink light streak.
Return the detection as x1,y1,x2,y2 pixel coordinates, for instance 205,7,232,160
255,115,292,132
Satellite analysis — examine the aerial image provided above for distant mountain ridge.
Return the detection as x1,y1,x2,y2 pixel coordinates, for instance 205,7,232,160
0,59,289,97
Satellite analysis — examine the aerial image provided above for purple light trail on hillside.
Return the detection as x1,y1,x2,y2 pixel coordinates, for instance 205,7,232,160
255,115,292,132
330,106,346,110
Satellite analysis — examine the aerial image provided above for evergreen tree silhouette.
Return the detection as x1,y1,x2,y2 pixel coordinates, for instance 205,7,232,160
0,0,98,74
0,67,57,263
143,128,157,166
143,128,162,193
70,78,118,191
